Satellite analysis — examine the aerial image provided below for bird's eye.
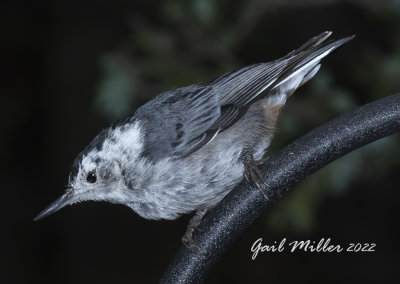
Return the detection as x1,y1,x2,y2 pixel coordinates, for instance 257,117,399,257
86,171,97,183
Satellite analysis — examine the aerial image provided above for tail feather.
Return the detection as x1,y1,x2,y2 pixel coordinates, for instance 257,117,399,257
213,32,354,110
285,31,332,58
272,35,355,93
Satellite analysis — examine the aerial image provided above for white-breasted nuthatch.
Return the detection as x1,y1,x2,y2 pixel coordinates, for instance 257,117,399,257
35,31,353,251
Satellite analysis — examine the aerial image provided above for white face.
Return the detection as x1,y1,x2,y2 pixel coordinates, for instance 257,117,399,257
68,122,144,203
34,148,126,221
68,149,125,203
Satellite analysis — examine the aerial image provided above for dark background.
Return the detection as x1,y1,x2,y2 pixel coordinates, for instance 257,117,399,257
1,0,400,283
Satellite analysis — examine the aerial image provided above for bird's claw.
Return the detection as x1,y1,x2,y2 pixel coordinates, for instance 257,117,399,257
182,209,209,255
242,150,270,201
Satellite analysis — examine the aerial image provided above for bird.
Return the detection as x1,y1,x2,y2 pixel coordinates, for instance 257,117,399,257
34,31,353,252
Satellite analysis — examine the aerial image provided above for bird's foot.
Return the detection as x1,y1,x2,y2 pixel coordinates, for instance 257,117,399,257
182,209,209,255
242,149,270,201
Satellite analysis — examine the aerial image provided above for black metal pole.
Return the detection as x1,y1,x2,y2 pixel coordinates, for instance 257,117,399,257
160,93,400,284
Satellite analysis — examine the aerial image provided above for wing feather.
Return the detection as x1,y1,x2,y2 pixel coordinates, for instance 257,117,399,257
135,32,353,161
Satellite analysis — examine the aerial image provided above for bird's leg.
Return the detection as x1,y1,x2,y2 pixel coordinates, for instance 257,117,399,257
182,208,208,254
242,148,270,200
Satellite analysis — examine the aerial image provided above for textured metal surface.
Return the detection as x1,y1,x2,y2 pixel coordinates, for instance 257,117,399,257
160,93,400,284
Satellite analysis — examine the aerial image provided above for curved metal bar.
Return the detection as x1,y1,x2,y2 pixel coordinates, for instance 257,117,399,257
160,93,400,284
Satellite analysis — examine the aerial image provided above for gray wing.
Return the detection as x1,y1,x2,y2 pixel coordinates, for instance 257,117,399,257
135,31,353,161
135,85,228,160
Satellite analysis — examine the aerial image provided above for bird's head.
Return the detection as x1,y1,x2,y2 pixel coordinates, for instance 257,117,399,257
34,123,144,221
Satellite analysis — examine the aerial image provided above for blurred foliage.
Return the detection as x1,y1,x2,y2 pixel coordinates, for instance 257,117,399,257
96,54,137,119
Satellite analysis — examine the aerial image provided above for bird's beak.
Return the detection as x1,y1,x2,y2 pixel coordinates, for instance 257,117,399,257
34,189,75,221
